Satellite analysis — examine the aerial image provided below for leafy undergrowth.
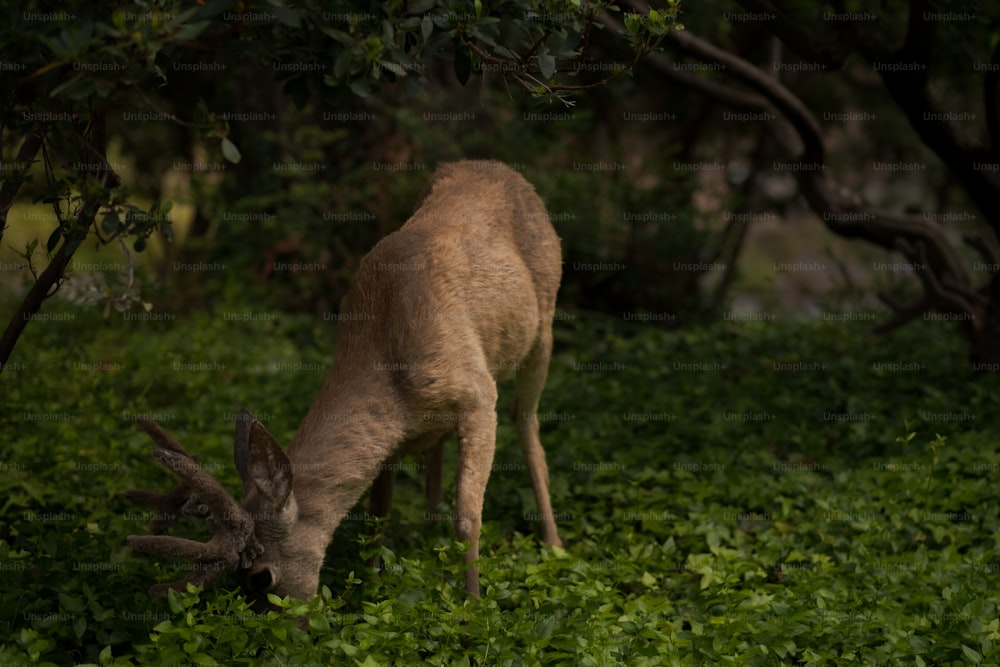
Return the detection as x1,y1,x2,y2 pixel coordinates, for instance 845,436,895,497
2,300,999,665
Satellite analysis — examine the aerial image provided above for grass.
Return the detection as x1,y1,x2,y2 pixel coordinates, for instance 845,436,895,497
1,292,999,665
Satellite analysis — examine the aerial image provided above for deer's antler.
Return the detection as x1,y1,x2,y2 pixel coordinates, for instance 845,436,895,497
126,416,261,596
125,415,208,533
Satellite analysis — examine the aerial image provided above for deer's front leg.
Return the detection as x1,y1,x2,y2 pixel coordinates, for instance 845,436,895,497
453,389,499,597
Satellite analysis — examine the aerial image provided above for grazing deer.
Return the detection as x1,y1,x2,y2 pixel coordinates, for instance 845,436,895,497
126,160,563,604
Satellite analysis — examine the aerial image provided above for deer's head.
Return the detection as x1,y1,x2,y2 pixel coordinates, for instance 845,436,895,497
125,410,321,607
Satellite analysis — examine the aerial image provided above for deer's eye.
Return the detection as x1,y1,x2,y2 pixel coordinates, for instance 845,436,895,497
247,566,275,593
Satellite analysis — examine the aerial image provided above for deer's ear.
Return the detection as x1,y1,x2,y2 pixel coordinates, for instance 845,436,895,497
234,409,292,510
234,409,254,494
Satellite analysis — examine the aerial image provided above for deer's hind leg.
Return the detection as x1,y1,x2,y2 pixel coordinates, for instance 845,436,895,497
511,329,562,547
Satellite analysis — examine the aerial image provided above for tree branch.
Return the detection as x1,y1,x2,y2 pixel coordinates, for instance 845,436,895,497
963,233,1000,268
616,3,992,347
615,0,999,362
606,12,808,157
840,3,1000,232
620,4,826,164
0,232,77,372
0,124,46,247
875,239,986,334
0,111,115,375
734,0,854,69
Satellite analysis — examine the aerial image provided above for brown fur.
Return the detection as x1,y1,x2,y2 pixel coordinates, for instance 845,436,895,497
131,160,564,602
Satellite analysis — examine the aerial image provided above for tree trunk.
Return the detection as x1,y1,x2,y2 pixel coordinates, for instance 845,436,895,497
0,238,76,371
0,125,46,249
0,113,111,375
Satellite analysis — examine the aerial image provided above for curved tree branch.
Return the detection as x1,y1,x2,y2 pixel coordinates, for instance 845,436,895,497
0,111,116,375
616,2,996,360
734,0,855,69
0,123,46,247
619,0,828,165
598,11,804,155
875,239,986,334
664,28,825,164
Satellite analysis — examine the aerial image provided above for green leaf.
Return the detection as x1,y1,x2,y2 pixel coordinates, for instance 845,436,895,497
46,227,62,252
272,6,302,28
534,614,556,641
407,0,437,15
350,77,371,97
165,7,200,28
221,137,242,164
167,588,184,614
961,645,982,662
421,15,433,41
624,13,641,34
175,20,211,41
100,211,120,236
334,48,355,78
59,593,86,613
538,53,556,80
363,36,384,61
309,613,331,631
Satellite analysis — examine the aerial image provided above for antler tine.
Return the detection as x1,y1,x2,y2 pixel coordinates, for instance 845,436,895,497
127,447,262,595
127,533,239,597
147,448,253,536
135,414,197,459
128,534,238,562
126,416,205,533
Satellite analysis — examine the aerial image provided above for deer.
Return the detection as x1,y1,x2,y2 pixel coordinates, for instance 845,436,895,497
125,160,563,606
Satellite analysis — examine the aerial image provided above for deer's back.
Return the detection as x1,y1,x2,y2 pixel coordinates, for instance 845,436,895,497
337,161,560,411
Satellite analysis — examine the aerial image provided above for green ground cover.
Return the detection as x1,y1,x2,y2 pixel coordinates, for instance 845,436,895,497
2,302,999,665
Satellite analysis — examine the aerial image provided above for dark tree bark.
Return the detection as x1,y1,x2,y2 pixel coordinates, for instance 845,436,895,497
0,111,116,375
609,0,1000,367
0,124,45,249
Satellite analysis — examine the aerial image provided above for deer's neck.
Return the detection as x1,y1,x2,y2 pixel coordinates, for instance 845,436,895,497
284,365,405,537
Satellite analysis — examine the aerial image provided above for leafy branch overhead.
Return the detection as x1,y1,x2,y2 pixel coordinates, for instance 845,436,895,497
605,0,1000,367
4,0,680,243
0,0,682,373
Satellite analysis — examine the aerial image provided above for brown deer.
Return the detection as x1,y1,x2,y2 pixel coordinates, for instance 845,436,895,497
126,160,563,604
